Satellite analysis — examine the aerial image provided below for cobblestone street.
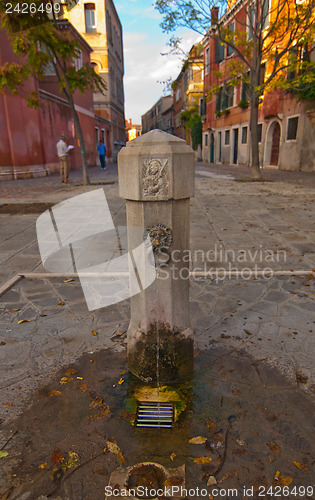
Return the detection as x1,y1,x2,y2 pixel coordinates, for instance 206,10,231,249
0,163,314,499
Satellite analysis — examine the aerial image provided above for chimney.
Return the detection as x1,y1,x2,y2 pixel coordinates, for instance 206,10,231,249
211,6,219,24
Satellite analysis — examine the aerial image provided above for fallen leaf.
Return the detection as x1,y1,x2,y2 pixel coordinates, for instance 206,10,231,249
38,463,47,469
206,419,217,434
5,403,14,407
67,451,80,468
59,377,73,385
293,461,308,471
267,441,280,456
91,330,98,336
105,440,126,463
219,471,237,483
244,329,252,335
58,302,65,306
51,448,64,464
276,476,293,486
170,452,176,461
49,390,62,397
77,376,83,380
17,319,30,324
0,342,6,346
11,308,20,311
118,378,124,385
207,476,217,487
65,368,77,376
63,278,74,283
120,369,127,375
78,383,88,393
194,457,213,464
163,476,182,486
189,436,207,445
0,451,9,458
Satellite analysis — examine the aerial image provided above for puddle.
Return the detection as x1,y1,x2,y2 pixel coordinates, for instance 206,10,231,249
0,347,314,499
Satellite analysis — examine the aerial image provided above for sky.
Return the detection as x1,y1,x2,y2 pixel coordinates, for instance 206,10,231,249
115,0,201,124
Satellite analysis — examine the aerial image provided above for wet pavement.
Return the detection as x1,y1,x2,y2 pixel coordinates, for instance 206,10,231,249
0,163,314,499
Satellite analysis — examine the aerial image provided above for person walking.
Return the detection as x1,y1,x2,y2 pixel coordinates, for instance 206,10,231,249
97,139,107,170
56,135,71,183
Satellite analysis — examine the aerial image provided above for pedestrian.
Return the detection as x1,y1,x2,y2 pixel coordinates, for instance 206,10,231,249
56,134,71,183
97,139,107,170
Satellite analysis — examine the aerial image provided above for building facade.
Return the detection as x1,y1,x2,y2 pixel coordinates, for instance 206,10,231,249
64,0,125,161
202,3,315,172
125,119,142,142
0,23,98,180
141,95,173,134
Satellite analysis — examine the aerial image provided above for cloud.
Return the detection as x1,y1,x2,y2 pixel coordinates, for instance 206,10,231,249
123,30,201,123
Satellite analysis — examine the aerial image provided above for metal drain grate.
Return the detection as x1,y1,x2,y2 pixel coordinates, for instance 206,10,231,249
136,402,174,428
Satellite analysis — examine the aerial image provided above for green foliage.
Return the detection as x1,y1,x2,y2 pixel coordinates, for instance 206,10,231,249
0,1,107,103
180,108,202,149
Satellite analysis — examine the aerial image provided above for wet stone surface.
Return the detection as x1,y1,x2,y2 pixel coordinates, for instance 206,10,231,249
0,348,314,499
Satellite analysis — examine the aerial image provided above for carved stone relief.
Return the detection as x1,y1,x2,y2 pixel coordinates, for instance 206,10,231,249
142,159,169,198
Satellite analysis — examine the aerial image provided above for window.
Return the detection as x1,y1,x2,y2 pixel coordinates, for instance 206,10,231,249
257,124,262,142
38,43,55,75
205,134,208,146
106,10,113,43
220,84,234,110
242,126,248,144
101,129,105,143
74,50,82,70
287,117,299,140
85,3,96,33
226,22,234,57
215,37,225,63
225,130,230,145
205,47,210,74
95,127,99,144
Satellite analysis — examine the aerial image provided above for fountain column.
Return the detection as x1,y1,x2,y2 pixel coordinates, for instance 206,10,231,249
118,129,195,384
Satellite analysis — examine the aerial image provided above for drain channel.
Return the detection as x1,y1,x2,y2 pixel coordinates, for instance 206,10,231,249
136,402,174,428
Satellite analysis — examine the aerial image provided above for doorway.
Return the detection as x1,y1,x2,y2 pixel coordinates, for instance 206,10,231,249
264,120,281,167
218,132,222,162
210,133,214,163
233,128,239,164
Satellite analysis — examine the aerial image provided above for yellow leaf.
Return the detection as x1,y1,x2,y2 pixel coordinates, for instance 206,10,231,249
293,461,308,471
276,476,293,486
11,308,20,311
17,319,30,324
50,390,62,397
77,376,83,380
91,330,98,336
189,436,207,445
38,463,47,469
63,279,74,283
58,302,65,306
66,452,80,469
115,330,126,336
105,440,126,463
170,452,176,461
118,378,124,385
0,451,9,458
60,377,73,385
194,457,212,464
5,403,15,407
